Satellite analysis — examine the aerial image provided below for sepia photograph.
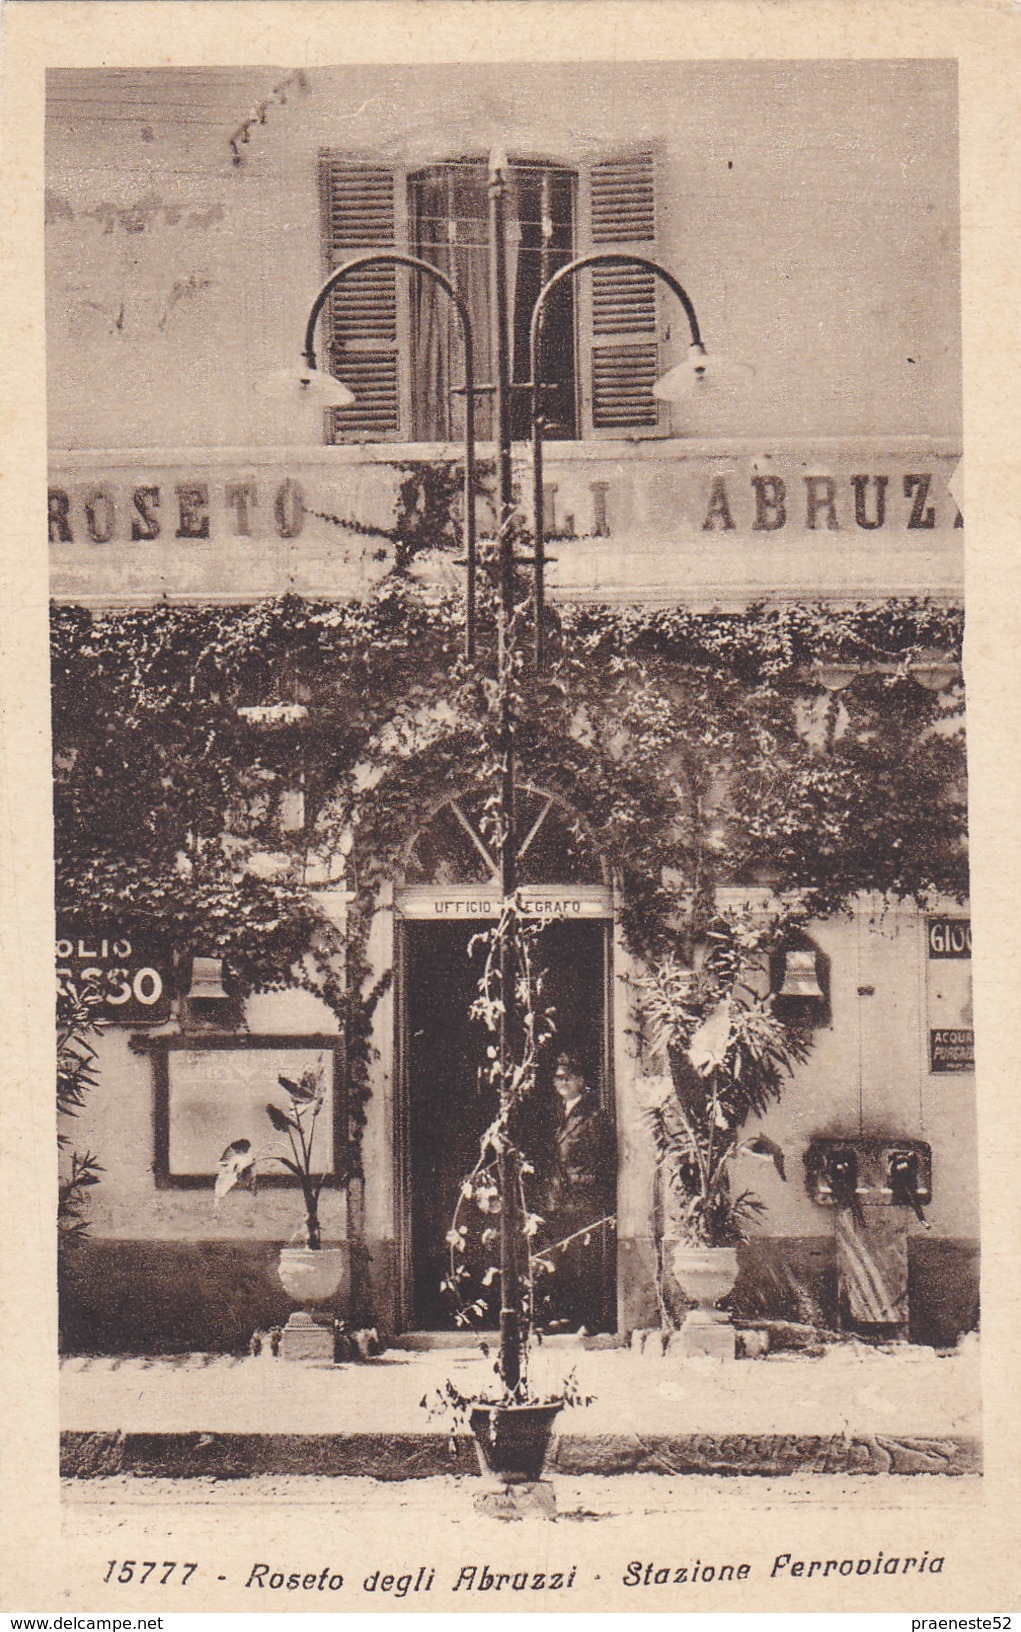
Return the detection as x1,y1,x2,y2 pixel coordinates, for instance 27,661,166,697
4,7,1018,1610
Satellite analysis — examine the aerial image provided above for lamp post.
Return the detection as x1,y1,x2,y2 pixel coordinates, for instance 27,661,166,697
299,150,712,1391
487,150,525,1390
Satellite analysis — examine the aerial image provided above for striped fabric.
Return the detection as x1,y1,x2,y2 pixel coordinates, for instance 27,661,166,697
835,1205,909,1325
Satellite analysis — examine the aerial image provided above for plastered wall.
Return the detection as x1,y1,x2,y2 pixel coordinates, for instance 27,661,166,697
46,60,961,453
615,900,976,1249
72,985,347,1246
70,897,975,1253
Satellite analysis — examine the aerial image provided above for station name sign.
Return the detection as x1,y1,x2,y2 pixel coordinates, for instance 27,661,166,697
47,468,962,547
48,478,308,544
48,443,963,605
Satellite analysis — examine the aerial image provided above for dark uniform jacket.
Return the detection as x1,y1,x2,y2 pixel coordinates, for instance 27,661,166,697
545,1096,616,1227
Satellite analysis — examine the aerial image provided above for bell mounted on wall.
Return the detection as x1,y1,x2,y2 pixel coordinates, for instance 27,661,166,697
183,955,239,1029
187,956,230,1001
778,949,825,1000
772,938,830,1028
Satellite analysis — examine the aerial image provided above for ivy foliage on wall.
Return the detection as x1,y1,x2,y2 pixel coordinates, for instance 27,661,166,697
52,582,967,1163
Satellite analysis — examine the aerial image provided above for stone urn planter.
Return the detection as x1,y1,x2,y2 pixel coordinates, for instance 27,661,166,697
276,1245,349,1362
670,1244,739,1357
277,1244,348,1303
468,1401,564,1484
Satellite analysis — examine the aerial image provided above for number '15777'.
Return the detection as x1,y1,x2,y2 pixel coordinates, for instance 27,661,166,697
103,1561,198,1585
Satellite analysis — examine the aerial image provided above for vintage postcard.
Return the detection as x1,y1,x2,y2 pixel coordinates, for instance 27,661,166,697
1,0,1019,1615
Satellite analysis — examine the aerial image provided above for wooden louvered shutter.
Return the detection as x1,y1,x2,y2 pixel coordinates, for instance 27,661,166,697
319,156,409,441
579,150,663,437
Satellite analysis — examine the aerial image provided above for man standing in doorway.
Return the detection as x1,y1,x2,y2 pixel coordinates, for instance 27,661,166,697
538,1051,616,1332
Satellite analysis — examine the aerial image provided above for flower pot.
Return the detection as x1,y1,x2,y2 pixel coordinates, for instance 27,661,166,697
669,1245,739,1357
276,1245,348,1305
468,1402,563,1484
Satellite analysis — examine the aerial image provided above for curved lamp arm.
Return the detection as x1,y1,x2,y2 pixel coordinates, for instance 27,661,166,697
304,253,479,661
528,253,703,368
528,253,704,667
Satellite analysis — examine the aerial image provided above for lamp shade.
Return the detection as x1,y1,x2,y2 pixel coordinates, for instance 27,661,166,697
813,662,860,693
909,652,960,692
255,365,355,408
652,344,754,403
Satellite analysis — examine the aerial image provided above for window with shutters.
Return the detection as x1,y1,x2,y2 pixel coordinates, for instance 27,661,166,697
319,148,664,444
320,163,404,438
582,153,661,433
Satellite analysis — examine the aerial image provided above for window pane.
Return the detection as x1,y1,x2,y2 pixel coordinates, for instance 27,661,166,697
403,788,602,885
409,160,576,443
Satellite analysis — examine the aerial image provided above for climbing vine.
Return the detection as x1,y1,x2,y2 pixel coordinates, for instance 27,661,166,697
51,581,967,1171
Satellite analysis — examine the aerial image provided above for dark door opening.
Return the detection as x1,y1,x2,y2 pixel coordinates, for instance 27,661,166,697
404,917,615,1331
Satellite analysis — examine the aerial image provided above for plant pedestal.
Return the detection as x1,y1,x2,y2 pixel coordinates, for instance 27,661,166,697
278,1309,335,1363
670,1245,740,1360
468,1401,563,1512
677,1307,737,1360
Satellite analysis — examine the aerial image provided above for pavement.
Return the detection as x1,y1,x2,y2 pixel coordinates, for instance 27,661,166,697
60,1333,982,1480
57,1470,987,1612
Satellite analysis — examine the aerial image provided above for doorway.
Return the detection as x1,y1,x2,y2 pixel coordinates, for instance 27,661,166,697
401,916,614,1331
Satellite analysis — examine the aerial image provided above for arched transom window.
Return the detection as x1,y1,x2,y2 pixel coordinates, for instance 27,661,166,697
402,785,605,886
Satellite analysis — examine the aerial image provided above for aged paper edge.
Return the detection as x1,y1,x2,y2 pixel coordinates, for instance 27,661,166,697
1,0,1019,1613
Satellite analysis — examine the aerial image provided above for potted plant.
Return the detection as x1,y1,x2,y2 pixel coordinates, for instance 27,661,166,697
637,909,810,1352
215,1061,348,1355
426,1364,592,1488
424,908,599,1495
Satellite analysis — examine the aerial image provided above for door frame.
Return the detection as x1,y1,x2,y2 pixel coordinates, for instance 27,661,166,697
393,886,617,1332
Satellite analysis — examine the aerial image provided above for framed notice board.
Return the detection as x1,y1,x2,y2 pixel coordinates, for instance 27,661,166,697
141,1034,346,1189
